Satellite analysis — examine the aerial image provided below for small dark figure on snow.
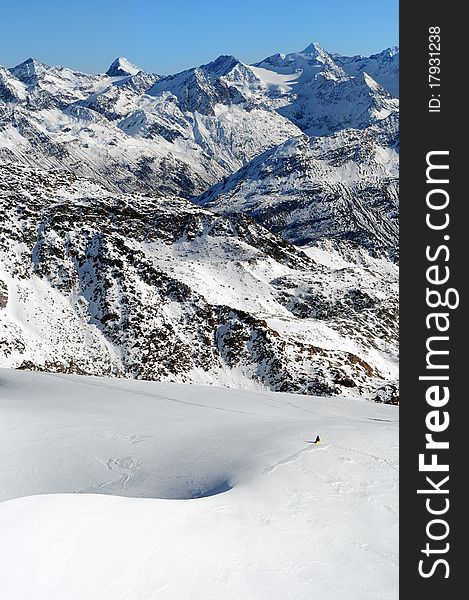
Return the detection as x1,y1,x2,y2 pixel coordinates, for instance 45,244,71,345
314,435,321,444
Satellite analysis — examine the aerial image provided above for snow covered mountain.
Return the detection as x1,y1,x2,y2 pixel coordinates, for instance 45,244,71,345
0,43,399,401
106,57,141,77
0,44,398,197
0,54,301,197
0,42,399,600
335,46,399,98
0,163,397,399
196,116,399,259
251,42,398,136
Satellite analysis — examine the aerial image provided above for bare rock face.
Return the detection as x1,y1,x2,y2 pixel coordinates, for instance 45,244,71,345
372,384,399,405
0,280,7,308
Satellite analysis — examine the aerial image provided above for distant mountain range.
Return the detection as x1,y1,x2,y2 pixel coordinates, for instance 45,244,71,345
0,43,399,402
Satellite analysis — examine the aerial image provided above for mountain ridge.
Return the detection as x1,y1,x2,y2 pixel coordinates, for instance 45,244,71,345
0,42,399,401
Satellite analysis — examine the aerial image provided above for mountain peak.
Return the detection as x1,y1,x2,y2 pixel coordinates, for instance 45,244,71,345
384,46,399,57
202,54,241,77
301,41,326,55
106,57,140,77
9,57,49,84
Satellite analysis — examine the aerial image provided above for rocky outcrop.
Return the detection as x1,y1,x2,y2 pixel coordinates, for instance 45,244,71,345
0,164,398,398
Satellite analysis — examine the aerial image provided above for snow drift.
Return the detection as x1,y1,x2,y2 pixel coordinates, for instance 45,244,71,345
0,369,398,600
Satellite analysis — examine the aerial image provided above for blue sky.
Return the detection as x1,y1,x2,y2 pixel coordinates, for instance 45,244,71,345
1,0,398,74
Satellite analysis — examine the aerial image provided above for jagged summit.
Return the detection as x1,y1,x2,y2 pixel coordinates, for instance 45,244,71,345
334,46,399,97
202,54,241,76
301,41,326,55
106,57,140,77
146,52,262,115
254,42,344,77
9,57,48,84
378,46,399,58
11,57,42,69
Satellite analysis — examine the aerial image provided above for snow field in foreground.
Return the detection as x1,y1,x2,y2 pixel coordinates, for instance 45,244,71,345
0,369,398,600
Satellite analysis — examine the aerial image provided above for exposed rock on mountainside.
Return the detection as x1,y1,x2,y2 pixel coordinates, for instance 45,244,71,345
0,43,399,400
196,117,399,260
0,163,397,397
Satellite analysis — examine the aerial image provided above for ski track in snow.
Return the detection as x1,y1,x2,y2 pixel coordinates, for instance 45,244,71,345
332,443,399,472
263,443,327,474
46,372,280,418
263,441,398,476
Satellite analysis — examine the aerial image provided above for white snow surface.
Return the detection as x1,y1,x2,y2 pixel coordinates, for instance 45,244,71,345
0,369,398,600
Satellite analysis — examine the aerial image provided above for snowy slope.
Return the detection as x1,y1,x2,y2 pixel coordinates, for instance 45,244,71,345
251,42,398,136
196,118,399,258
0,163,398,399
335,47,400,98
0,369,398,600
